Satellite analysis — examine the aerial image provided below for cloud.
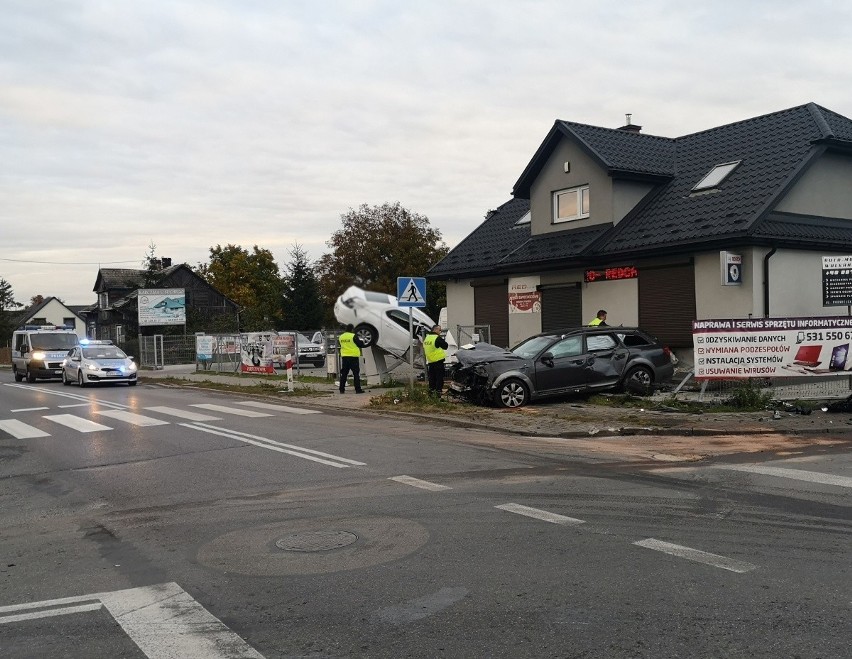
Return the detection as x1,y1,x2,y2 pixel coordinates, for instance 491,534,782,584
2,0,852,304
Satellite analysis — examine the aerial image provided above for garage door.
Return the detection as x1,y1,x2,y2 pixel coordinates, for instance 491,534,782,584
474,284,509,348
541,285,582,331
638,264,696,347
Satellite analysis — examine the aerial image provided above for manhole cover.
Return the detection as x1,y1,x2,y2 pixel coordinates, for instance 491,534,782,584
275,530,358,552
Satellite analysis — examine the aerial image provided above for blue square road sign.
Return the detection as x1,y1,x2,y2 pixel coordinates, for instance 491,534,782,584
397,277,427,307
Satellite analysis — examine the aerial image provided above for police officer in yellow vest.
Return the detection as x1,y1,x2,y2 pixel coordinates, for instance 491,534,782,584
338,324,365,394
423,324,450,396
588,309,608,326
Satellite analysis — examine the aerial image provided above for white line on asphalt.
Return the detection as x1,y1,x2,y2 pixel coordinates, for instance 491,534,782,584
0,582,266,658
633,538,757,573
390,475,452,491
96,410,171,427
716,464,852,489
43,414,112,433
144,406,222,421
190,403,273,417
496,503,585,525
0,602,103,624
4,383,130,409
10,407,49,412
181,423,364,468
58,403,90,408
0,419,51,439
236,400,322,415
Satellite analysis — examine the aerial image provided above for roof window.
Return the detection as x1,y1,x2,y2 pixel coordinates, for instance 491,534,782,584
692,160,741,192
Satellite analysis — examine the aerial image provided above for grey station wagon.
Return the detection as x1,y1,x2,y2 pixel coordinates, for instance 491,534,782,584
449,327,676,408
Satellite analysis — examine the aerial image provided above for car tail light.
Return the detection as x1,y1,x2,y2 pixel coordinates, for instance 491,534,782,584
663,345,672,360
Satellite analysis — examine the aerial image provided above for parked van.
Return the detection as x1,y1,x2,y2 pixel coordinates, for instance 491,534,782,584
11,326,80,382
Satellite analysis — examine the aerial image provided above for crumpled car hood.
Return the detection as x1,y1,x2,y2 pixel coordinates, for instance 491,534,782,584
454,343,525,368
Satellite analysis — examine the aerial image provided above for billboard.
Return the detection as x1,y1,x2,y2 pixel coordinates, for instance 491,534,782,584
138,288,186,327
693,316,852,379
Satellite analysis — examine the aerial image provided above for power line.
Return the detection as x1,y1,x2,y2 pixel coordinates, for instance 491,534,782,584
0,258,140,265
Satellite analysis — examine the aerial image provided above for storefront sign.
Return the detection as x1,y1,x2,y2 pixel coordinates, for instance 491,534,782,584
693,316,852,379
508,279,541,313
584,266,638,282
822,255,852,306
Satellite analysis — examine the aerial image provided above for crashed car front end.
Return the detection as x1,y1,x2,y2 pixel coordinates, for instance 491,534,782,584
448,343,524,405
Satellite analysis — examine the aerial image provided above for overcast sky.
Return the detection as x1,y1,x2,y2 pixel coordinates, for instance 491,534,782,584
3,0,852,306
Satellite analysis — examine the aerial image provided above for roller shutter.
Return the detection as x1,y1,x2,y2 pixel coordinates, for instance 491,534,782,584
638,264,696,347
474,284,509,348
541,285,582,332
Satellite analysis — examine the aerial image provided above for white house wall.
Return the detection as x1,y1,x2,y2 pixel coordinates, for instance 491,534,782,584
769,249,851,318
445,280,476,337
776,153,852,218
22,298,85,338
582,278,638,326
694,250,759,319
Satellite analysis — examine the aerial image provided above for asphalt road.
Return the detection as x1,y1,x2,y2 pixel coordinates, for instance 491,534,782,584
0,379,849,658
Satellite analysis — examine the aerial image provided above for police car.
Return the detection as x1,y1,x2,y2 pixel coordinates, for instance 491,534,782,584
61,340,138,387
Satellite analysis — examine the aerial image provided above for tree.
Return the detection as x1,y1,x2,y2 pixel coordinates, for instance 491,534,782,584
29,294,44,307
141,242,166,288
315,202,449,321
281,243,325,330
196,244,283,331
1,278,23,343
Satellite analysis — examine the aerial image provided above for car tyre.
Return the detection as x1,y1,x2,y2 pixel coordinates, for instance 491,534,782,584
26,369,36,383
62,370,71,386
78,370,87,388
354,324,378,348
494,378,529,408
623,365,653,395
13,367,23,382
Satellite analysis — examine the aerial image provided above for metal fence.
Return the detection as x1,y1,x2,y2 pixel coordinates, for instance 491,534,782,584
456,325,491,346
669,370,852,402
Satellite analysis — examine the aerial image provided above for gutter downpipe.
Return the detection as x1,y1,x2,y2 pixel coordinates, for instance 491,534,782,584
763,247,777,318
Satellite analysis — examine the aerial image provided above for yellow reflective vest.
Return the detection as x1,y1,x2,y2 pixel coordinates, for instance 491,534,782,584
338,332,361,357
423,333,446,364
588,317,603,326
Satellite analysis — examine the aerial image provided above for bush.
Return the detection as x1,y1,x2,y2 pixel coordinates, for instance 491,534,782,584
726,380,773,410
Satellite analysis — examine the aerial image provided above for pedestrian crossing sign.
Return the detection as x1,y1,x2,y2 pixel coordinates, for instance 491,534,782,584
397,277,427,307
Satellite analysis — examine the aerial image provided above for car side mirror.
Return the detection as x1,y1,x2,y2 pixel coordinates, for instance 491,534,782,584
72,356,81,362
540,351,554,367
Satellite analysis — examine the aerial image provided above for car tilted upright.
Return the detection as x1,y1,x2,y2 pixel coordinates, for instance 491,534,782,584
449,326,676,408
62,340,138,387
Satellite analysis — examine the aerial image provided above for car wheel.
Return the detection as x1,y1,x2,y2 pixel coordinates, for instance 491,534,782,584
623,365,653,395
354,324,378,348
77,370,87,388
313,360,325,368
26,369,36,383
494,378,529,408
13,367,23,382
62,370,71,386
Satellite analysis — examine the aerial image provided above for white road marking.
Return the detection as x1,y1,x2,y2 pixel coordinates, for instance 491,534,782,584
4,383,130,409
58,403,90,408
390,475,452,491
0,582,266,658
0,419,51,439
182,422,365,468
633,538,757,573
43,414,112,433
10,407,49,412
716,464,852,489
0,602,103,624
236,400,322,415
145,406,222,421
96,410,171,427
190,403,273,417
496,503,585,526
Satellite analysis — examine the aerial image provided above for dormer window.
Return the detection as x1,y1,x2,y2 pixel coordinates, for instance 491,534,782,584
514,210,531,226
553,185,590,223
692,160,741,192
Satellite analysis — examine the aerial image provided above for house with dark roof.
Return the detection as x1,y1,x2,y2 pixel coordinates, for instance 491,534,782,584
84,263,239,344
428,103,852,352
9,297,86,337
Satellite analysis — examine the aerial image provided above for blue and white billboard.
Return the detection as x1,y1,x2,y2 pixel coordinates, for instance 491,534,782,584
138,288,186,326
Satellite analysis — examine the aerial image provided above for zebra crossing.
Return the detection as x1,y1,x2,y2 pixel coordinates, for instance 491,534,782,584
0,398,323,440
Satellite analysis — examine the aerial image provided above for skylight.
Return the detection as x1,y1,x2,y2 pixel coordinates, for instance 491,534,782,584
692,160,741,192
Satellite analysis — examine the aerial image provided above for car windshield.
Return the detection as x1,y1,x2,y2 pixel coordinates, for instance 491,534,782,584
296,334,312,345
511,336,555,359
30,333,79,350
83,347,127,359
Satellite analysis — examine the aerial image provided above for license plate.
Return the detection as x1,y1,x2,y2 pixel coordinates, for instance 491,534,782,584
54,370,62,375
105,372,120,377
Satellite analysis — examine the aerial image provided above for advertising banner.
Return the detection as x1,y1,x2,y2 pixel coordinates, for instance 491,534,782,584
138,288,186,327
196,335,214,361
239,332,275,374
693,316,852,379
508,279,541,314
822,255,852,306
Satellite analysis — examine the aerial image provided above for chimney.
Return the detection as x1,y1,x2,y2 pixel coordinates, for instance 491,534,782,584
617,113,642,133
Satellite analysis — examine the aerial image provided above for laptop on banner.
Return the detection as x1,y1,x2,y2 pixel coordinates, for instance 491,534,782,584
792,345,822,368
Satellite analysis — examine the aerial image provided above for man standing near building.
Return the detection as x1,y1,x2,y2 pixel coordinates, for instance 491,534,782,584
423,324,449,396
338,324,364,394
588,310,608,326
